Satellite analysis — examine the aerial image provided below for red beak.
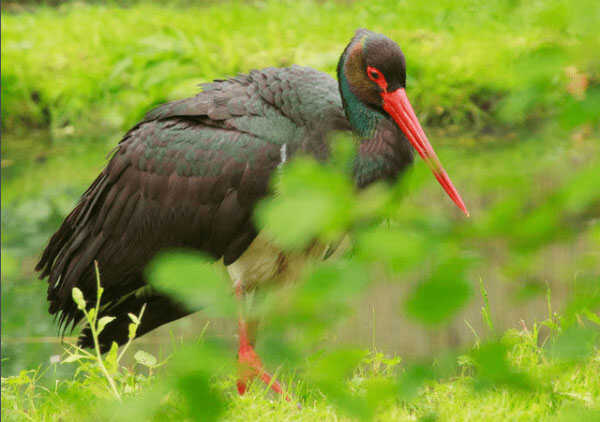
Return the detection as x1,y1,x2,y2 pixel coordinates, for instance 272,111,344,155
382,88,469,216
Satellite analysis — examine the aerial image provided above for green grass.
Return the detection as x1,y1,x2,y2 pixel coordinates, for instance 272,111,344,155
3,302,600,421
2,0,598,137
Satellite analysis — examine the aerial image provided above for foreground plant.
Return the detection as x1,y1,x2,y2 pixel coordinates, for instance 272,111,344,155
63,261,156,401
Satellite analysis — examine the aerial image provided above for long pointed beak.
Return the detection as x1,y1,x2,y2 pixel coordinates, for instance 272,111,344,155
382,88,469,216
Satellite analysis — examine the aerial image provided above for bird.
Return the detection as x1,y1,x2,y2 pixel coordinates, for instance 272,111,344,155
36,28,468,398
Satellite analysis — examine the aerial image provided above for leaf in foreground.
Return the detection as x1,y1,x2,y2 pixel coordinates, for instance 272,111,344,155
404,257,473,325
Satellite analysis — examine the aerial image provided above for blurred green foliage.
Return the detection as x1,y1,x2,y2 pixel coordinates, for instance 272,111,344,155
2,0,600,420
147,251,235,318
2,0,599,136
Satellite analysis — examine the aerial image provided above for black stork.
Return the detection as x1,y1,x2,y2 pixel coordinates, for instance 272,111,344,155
37,29,468,398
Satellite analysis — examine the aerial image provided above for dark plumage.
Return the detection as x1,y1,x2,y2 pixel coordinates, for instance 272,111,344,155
37,65,351,348
37,29,466,379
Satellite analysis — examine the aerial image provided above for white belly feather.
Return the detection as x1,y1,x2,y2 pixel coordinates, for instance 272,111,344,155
225,232,349,290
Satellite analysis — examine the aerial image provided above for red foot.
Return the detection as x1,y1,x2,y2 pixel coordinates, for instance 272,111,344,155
237,342,289,399
235,284,294,404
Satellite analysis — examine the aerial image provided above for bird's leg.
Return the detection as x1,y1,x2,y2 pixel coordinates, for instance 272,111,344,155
234,281,289,400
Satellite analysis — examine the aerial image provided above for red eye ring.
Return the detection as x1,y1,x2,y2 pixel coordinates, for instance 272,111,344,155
367,67,381,81
366,66,388,91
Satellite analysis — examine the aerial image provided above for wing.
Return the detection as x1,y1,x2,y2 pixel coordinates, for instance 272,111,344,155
37,118,279,332
36,66,350,345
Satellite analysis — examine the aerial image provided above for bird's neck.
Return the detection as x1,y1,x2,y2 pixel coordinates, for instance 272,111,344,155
352,125,413,188
338,71,413,188
338,71,384,139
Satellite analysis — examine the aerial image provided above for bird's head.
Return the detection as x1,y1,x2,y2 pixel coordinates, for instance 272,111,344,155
338,29,469,216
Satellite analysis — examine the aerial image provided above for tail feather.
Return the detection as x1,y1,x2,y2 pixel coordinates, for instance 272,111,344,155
37,170,125,335
37,168,194,349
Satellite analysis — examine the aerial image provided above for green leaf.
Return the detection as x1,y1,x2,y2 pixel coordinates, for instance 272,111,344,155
97,316,116,334
62,354,84,364
256,193,333,249
134,350,157,368
255,157,354,250
297,261,368,307
146,251,234,317
105,342,119,374
87,308,96,323
128,323,138,340
397,364,434,400
357,227,430,272
472,341,532,390
72,287,86,310
166,341,232,422
404,257,473,325
128,313,140,325
305,349,374,419
258,261,369,350
175,370,224,422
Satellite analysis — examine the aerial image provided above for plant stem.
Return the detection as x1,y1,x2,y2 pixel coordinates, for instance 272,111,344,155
84,306,122,401
89,261,121,401
117,304,146,365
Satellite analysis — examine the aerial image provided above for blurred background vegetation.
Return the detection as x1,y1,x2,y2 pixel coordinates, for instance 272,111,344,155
2,0,599,420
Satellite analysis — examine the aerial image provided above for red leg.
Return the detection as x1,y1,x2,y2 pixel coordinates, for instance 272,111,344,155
235,283,290,400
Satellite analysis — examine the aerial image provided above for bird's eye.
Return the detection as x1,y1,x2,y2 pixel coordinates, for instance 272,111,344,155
366,66,383,83
366,66,388,91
